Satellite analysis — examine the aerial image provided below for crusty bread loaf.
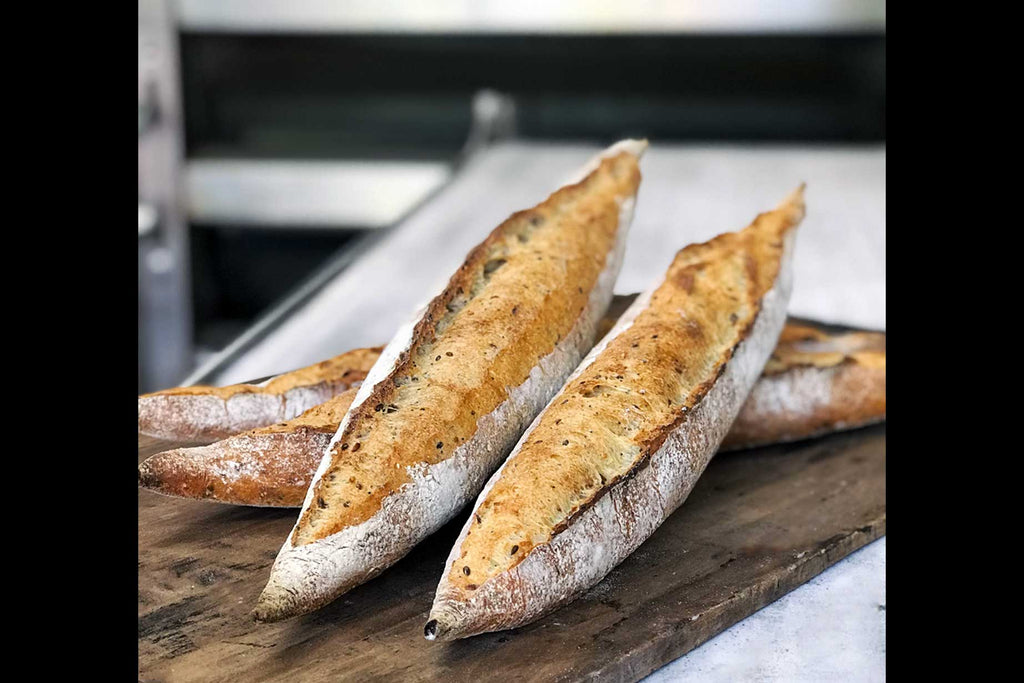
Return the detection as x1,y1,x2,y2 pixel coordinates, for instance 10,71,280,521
721,319,885,449
425,186,804,640
138,347,381,443
137,311,884,507
138,388,358,506
253,140,647,622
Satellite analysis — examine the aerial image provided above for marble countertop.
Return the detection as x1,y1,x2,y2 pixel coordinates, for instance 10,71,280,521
646,537,886,682
209,141,886,680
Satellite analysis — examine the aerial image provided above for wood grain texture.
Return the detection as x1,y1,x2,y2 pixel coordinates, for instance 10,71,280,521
138,424,884,682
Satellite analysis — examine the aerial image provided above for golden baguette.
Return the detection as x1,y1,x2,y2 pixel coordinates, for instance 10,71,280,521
425,186,805,640
137,348,381,443
253,140,647,622
138,388,358,507
137,315,884,506
720,319,885,449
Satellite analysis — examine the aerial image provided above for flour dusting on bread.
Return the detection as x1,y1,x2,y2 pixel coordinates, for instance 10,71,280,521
255,140,647,622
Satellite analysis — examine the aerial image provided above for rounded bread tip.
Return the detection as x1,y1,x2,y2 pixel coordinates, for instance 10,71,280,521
252,582,295,624
781,183,807,216
423,619,439,641
137,459,158,490
423,610,464,641
608,138,648,160
251,595,279,624
423,615,457,642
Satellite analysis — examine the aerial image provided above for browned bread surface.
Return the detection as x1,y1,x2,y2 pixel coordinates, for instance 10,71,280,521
766,322,885,373
292,151,642,546
253,142,645,623
722,322,885,449
137,314,884,508
427,186,804,639
138,389,358,506
443,197,799,596
137,347,381,442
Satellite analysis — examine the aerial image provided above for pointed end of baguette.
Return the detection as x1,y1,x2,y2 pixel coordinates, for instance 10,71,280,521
565,138,649,185
424,600,490,642
606,138,649,160
252,553,310,623
252,582,296,624
137,458,156,490
423,610,464,642
252,543,337,623
778,183,807,222
137,446,211,501
137,450,185,496
423,618,441,641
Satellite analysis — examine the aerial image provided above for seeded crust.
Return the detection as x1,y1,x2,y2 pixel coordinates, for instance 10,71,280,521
292,150,642,546
253,141,646,622
721,322,885,449
137,316,885,508
137,347,381,442
426,186,804,640
137,388,358,507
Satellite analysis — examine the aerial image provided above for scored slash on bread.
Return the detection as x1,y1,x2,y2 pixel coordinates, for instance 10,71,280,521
137,314,886,507
720,319,885,449
252,139,648,622
424,185,805,640
137,347,381,443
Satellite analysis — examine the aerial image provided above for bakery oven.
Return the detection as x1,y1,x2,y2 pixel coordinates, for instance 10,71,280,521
138,1,884,392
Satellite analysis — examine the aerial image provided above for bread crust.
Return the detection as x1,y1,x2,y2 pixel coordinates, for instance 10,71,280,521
253,140,647,622
137,309,883,507
722,323,885,449
138,388,357,506
426,186,804,640
137,348,381,443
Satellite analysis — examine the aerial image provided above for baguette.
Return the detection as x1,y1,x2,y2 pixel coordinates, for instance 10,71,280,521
425,186,805,640
720,318,885,449
137,316,884,507
253,140,647,622
138,388,358,507
138,347,381,443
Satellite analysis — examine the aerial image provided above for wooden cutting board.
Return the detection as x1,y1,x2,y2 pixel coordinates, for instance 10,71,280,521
138,424,885,682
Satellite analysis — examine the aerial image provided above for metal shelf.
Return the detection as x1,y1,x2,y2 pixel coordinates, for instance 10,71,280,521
195,141,886,386
177,0,885,35
185,159,452,228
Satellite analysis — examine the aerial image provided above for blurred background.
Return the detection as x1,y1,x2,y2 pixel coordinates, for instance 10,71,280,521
138,1,885,393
